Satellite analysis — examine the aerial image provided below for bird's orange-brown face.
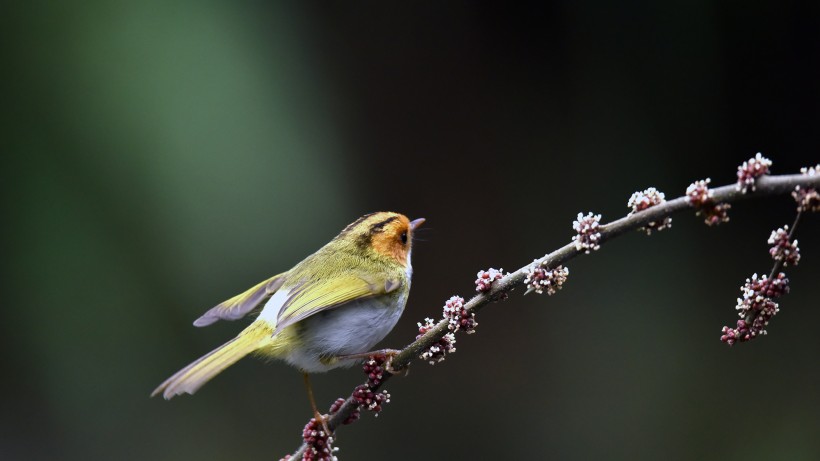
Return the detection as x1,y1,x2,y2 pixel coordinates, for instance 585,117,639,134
356,212,424,266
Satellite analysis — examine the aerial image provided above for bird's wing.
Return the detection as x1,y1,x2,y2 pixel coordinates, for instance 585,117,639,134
272,274,401,334
193,273,287,327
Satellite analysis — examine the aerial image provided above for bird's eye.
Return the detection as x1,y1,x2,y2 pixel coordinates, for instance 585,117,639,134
400,232,407,244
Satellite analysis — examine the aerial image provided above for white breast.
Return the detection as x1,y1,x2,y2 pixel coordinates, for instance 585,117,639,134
285,292,408,372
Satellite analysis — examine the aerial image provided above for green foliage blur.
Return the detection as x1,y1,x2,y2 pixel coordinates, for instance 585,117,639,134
4,2,819,460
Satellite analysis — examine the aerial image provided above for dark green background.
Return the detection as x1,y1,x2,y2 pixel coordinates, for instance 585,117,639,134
4,2,819,460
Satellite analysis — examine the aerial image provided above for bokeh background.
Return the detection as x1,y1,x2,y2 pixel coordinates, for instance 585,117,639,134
4,2,820,460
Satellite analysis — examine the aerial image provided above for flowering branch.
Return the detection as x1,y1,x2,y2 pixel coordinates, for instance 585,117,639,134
718,207,806,345
287,168,819,460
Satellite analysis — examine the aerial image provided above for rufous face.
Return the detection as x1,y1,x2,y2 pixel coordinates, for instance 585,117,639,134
369,214,413,266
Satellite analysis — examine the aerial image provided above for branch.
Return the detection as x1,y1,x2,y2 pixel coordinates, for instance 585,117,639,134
288,171,819,459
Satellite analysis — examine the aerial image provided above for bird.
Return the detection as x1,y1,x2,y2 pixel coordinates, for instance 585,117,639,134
152,211,424,426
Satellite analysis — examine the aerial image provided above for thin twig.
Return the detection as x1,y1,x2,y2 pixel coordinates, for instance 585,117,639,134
289,172,819,459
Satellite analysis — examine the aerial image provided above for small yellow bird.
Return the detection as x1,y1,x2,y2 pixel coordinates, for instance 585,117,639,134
152,212,424,415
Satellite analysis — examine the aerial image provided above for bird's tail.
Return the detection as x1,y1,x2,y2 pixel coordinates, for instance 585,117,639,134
152,321,275,399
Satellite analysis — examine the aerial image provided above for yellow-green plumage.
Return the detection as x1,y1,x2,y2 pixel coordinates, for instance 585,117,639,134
152,212,423,400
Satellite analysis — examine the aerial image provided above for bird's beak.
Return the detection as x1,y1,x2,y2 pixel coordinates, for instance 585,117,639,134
410,218,426,231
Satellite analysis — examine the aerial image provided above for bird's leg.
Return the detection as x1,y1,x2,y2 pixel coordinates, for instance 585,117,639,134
335,348,400,361
335,349,407,376
303,372,331,436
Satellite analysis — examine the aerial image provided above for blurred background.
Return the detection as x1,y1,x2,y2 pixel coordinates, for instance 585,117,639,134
3,2,820,460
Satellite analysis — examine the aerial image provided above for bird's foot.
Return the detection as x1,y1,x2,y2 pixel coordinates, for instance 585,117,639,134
336,349,407,376
314,409,332,437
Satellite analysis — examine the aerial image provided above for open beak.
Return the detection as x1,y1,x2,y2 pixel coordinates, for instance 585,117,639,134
410,218,426,231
